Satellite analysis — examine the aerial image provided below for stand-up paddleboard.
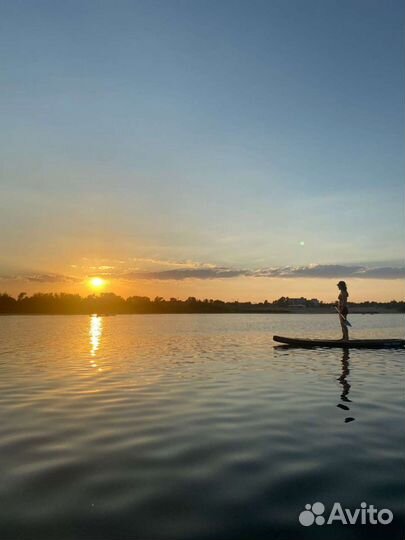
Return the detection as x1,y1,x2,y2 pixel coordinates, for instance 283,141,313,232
273,335,405,349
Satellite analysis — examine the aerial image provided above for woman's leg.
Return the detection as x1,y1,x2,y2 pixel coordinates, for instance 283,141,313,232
340,315,349,340
342,308,349,340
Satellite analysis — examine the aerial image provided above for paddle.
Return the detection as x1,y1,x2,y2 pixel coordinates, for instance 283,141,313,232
335,306,352,327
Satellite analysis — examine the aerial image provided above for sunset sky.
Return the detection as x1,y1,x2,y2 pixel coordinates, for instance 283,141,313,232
1,0,404,301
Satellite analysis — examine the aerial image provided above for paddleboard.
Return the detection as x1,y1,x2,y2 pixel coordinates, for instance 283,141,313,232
273,335,405,349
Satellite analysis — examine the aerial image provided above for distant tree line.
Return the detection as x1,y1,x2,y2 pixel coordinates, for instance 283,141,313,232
0,292,404,314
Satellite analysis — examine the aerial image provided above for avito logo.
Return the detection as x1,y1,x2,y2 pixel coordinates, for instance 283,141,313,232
299,502,393,527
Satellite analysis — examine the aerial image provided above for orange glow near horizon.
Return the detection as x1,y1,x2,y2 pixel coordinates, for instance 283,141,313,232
0,275,403,303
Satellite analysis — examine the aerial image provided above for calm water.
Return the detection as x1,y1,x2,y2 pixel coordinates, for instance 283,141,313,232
0,314,404,540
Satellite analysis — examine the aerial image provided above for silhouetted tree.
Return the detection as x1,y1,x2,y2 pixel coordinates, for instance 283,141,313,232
0,292,403,315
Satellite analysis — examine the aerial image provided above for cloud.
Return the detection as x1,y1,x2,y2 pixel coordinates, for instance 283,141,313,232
254,264,364,278
0,273,81,283
354,266,405,279
255,264,405,279
26,274,81,283
71,257,216,275
1,264,403,284
121,264,405,281
131,258,215,269
122,267,249,281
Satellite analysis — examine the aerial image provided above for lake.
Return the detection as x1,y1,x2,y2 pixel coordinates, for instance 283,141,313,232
0,314,403,539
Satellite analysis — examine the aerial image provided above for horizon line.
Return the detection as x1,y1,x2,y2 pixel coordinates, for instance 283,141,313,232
1,291,404,305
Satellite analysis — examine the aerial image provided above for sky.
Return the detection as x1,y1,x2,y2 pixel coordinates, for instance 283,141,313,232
0,0,404,301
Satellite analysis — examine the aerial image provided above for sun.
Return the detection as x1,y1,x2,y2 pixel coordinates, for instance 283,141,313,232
89,277,106,289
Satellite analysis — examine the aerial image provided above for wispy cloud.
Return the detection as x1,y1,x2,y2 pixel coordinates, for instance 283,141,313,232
122,267,248,281
71,257,216,275
130,258,216,269
254,264,364,278
120,263,405,281
1,264,403,284
0,273,81,283
353,266,405,279
259,264,405,279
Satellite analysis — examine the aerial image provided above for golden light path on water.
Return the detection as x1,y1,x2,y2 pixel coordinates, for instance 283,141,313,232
89,315,103,370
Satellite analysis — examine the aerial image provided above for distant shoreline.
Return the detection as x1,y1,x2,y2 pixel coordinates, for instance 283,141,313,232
0,309,402,316
1,292,404,315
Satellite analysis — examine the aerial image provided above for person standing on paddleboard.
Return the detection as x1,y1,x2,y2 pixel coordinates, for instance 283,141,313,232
337,281,349,340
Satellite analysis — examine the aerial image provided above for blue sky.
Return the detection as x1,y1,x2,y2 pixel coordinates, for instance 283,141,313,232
0,0,404,299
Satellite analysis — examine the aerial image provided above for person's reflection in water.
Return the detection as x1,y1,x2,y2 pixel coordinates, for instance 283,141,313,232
338,349,351,402
337,349,355,423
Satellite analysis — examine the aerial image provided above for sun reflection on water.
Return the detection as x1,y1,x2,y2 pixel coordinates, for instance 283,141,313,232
89,315,103,357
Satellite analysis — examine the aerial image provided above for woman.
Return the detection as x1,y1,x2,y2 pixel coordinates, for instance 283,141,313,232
337,281,349,340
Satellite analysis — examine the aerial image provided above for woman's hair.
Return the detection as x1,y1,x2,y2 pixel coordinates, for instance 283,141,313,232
337,280,349,296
